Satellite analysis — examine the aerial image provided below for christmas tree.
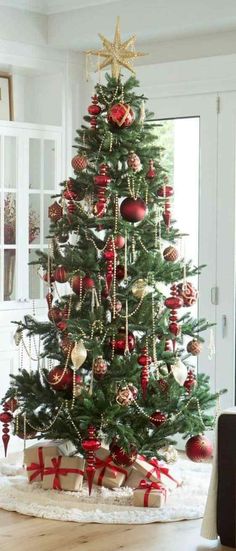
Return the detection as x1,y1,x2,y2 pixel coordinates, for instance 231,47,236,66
1,20,222,487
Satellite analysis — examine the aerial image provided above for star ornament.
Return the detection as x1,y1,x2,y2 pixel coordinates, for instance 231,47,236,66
87,17,146,80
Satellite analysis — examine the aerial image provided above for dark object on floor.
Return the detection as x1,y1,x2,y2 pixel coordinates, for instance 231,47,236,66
217,411,236,548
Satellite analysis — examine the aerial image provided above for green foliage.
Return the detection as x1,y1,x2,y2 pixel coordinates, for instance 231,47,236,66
2,73,224,458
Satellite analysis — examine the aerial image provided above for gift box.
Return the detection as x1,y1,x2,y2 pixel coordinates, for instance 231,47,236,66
24,440,77,483
125,466,145,489
91,445,129,488
42,455,85,491
134,455,181,491
133,479,167,508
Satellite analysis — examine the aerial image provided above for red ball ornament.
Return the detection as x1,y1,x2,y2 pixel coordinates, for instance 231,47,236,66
120,197,146,222
43,272,55,283
67,201,77,214
5,397,18,413
151,411,167,427
0,412,12,424
56,320,67,332
48,365,73,391
163,246,179,262
48,307,63,323
103,249,116,261
83,276,95,290
93,356,108,379
71,274,83,295
116,265,125,280
138,354,152,366
94,164,111,187
109,443,137,466
63,189,79,201
108,103,134,128
54,266,68,283
186,435,213,462
177,282,198,307
114,235,125,249
111,329,135,355
71,154,88,172
88,102,101,116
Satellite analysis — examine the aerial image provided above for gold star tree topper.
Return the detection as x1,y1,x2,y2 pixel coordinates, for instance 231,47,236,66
87,17,146,80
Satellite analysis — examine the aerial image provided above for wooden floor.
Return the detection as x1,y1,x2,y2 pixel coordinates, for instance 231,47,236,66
0,510,234,551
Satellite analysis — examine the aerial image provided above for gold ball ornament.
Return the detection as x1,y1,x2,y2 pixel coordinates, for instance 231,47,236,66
163,246,179,262
187,339,202,355
132,279,151,299
116,384,138,407
71,340,87,371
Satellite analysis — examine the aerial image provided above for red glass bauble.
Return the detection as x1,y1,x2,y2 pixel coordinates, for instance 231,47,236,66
116,265,125,280
88,104,101,116
43,272,55,283
177,282,198,307
56,321,67,332
63,189,78,200
186,435,213,462
82,438,101,452
157,185,174,198
114,235,125,249
71,275,83,294
107,103,134,128
71,154,88,172
169,321,181,336
111,329,136,355
103,249,116,261
120,197,146,222
146,160,156,179
5,397,18,412
164,296,183,309
109,443,137,466
83,276,95,289
138,354,152,366
0,412,12,423
48,307,63,323
94,164,111,187
151,411,167,427
48,365,73,391
184,370,197,392
67,201,77,214
54,266,68,283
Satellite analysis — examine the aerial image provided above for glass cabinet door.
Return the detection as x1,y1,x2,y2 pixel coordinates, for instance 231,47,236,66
0,124,62,307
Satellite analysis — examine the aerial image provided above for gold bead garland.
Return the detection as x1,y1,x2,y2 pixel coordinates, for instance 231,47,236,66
116,290,146,319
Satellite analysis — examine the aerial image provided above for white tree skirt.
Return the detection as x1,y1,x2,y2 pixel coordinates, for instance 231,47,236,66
0,454,211,524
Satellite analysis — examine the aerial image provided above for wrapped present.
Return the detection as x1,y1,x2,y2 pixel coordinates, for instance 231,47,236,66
42,455,85,491
134,455,181,490
24,440,76,483
125,466,145,489
133,479,167,508
92,445,129,487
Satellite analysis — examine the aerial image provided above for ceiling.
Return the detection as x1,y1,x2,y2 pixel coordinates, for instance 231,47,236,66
1,0,236,51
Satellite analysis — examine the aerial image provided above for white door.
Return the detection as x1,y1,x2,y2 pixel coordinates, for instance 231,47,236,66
149,94,223,403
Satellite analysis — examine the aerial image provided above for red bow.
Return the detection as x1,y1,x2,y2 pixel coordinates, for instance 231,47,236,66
138,455,179,486
44,456,84,490
95,456,128,486
136,479,167,507
26,447,44,482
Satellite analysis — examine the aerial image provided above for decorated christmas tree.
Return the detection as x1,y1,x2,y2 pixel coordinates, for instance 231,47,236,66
1,20,222,493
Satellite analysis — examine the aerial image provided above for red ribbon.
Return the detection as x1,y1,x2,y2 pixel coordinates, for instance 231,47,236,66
136,479,167,507
95,455,128,486
43,456,84,490
26,446,44,482
138,455,179,486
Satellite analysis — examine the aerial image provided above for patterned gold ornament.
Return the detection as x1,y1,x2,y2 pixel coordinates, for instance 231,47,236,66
71,340,87,371
132,279,151,299
86,17,146,80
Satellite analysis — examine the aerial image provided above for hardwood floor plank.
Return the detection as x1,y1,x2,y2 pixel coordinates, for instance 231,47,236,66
0,511,233,551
